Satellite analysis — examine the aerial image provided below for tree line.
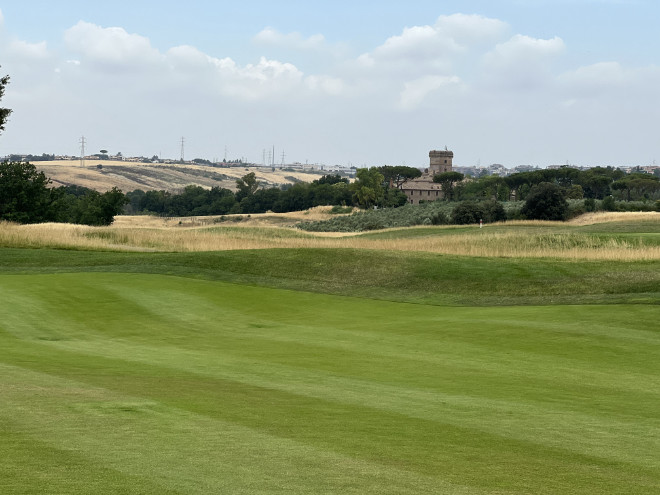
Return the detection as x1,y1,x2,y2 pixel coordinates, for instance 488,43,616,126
437,166,660,202
0,161,128,225
124,170,412,216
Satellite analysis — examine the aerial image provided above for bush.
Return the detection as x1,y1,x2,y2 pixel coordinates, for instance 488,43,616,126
330,205,353,214
451,201,483,225
601,195,617,211
521,182,568,221
450,200,506,225
584,198,596,212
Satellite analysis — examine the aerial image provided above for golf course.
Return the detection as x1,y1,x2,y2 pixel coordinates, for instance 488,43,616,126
1,212,659,494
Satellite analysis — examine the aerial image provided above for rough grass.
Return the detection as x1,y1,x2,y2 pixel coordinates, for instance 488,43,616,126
1,273,659,494
1,211,658,260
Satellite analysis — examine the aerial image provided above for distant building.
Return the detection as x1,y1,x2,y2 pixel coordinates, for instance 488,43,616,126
401,149,453,205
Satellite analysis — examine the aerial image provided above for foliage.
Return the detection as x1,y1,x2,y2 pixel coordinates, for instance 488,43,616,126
329,205,353,214
521,182,569,221
299,201,456,232
0,68,10,135
450,199,506,225
610,174,660,201
432,171,464,201
0,161,128,225
0,161,53,223
376,165,422,188
235,172,259,202
351,168,385,208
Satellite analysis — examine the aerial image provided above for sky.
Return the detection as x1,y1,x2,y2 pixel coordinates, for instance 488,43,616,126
0,0,658,169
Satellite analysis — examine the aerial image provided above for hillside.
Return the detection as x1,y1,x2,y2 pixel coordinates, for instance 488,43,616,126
33,159,329,192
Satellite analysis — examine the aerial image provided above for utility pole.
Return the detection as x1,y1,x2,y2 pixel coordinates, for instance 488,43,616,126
79,136,86,167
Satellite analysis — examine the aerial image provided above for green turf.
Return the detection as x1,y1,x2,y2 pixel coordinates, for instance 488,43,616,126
0,247,658,306
1,271,660,494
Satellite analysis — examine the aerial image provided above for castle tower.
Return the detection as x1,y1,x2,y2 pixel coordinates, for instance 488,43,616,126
429,149,453,175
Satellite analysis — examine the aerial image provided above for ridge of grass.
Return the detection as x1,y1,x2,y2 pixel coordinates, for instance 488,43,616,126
0,247,657,306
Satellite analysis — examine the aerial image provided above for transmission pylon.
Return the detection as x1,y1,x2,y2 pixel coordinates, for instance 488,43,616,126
79,136,86,167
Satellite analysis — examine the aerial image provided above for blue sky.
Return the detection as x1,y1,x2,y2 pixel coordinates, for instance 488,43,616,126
1,0,658,168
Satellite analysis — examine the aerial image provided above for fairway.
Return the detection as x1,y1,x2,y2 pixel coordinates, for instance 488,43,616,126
1,271,659,494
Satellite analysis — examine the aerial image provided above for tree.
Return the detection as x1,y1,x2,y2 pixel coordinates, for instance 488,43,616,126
611,174,660,201
376,165,422,189
432,171,464,201
521,182,568,221
0,68,11,135
235,172,259,202
0,161,53,223
351,168,385,208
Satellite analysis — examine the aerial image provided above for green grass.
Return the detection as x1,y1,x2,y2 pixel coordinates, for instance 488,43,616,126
1,217,659,494
0,247,658,306
1,272,660,494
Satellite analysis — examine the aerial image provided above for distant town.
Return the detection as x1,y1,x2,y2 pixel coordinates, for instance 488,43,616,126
3,151,659,178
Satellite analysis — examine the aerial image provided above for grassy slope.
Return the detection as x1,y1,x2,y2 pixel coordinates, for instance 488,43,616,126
1,272,659,494
0,246,658,306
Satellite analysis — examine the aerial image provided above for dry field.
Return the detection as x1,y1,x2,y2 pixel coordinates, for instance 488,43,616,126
1,210,658,261
34,160,326,192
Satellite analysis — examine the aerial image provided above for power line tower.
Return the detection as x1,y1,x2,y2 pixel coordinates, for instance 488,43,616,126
180,137,185,162
79,136,86,167
281,150,285,167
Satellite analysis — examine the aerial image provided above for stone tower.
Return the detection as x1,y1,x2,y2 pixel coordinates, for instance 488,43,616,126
429,149,453,175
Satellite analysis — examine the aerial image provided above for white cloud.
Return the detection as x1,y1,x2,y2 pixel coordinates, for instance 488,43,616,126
165,48,305,100
305,75,345,95
487,34,565,63
481,34,565,89
64,21,164,69
558,61,660,103
254,27,327,51
434,13,508,46
8,40,48,59
357,14,507,76
399,75,461,110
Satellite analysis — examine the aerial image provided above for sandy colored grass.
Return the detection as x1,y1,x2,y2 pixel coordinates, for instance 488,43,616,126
35,160,325,192
1,210,658,260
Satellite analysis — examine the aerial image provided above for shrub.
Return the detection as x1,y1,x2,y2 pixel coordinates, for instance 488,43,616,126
330,205,353,214
521,182,568,221
584,198,596,212
601,195,617,211
451,201,483,225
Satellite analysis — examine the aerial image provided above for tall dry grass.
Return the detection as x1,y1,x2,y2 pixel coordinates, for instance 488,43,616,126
1,211,658,260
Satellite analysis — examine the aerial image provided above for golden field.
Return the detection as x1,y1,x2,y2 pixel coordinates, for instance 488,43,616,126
1,210,658,261
34,160,326,192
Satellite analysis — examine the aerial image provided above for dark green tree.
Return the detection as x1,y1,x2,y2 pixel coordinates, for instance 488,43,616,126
0,161,53,223
432,171,464,201
376,165,422,189
235,172,259,202
521,182,568,221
